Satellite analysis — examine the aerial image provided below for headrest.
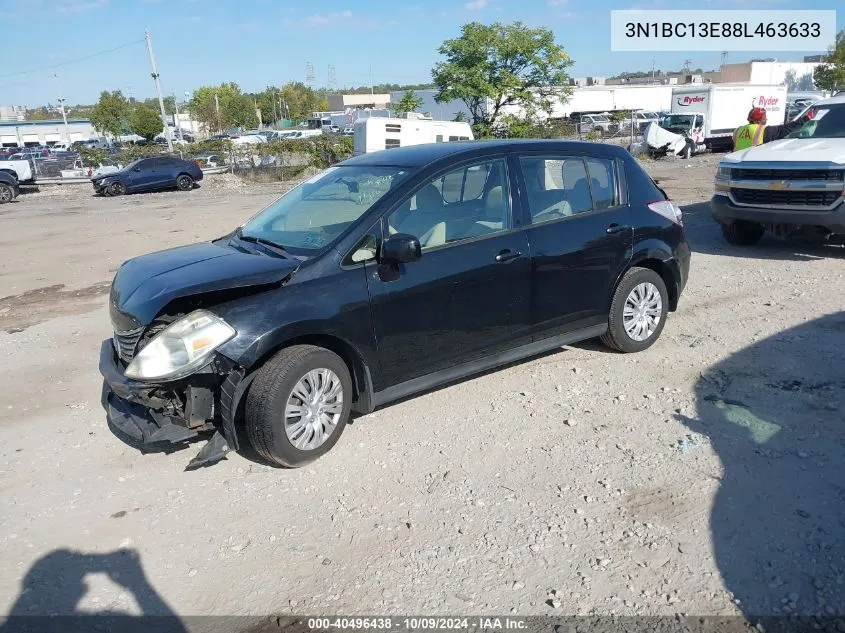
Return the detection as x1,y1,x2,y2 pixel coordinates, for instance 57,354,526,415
415,184,443,212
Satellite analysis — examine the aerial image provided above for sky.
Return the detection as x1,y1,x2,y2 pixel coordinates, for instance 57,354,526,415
0,0,840,108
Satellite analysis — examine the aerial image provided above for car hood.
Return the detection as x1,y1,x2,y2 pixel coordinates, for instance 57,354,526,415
109,240,298,330
724,138,845,164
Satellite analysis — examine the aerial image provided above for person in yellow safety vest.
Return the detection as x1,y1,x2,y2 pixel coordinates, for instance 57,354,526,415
732,106,804,151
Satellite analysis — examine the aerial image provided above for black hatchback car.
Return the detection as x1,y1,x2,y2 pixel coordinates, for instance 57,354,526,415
92,156,203,196
99,140,690,469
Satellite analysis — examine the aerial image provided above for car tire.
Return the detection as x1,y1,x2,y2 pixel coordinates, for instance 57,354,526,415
0,183,13,204
722,220,764,246
601,267,669,353
245,345,353,468
108,181,126,197
176,174,194,191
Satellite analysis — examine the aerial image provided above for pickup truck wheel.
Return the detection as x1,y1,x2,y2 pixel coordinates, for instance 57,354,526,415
601,267,668,353
108,182,126,197
176,174,193,191
0,183,13,204
722,220,764,246
245,345,352,468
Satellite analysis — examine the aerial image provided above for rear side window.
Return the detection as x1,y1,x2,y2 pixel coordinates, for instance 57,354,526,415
585,157,618,209
519,156,593,223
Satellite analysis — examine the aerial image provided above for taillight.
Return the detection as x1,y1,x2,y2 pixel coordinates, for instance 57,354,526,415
648,200,683,226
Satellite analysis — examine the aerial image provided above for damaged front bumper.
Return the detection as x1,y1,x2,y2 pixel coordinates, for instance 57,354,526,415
98,340,251,469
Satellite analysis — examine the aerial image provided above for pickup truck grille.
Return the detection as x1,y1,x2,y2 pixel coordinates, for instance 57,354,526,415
731,189,842,208
732,168,845,182
113,327,144,363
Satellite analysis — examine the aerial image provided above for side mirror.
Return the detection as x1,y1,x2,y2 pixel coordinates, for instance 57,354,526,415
380,233,421,264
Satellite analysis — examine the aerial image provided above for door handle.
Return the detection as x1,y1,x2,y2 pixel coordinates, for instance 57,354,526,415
495,249,522,263
606,223,630,234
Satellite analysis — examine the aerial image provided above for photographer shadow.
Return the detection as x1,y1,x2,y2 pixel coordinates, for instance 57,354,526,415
1,548,187,633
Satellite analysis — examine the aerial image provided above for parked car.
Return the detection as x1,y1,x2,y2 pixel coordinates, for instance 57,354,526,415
99,140,690,469
575,113,612,136
712,93,845,245
91,156,203,196
0,170,19,203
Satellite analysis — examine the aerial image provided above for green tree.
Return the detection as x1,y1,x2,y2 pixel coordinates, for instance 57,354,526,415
188,82,258,133
432,21,573,137
278,82,322,122
26,107,52,121
129,106,163,141
813,30,845,91
90,90,131,138
393,90,424,116
453,111,467,122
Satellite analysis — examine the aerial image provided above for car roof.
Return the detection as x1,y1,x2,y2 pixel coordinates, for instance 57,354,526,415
811,92,845,106
340,139,628,168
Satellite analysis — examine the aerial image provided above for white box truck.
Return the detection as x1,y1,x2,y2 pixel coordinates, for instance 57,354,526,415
353,116,473,155
665,83,788,152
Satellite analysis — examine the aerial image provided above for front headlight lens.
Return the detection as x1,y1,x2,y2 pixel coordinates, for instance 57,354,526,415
716,165,732,179
124,310,235,381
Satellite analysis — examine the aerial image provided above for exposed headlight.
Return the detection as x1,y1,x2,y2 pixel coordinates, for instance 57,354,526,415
124,310,235,381
716,165,732,179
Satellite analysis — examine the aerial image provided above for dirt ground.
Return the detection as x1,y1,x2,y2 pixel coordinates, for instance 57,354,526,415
1,155,843,631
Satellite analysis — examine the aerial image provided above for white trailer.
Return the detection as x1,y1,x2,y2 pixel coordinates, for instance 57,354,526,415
353,117,473,155
668,83,788,150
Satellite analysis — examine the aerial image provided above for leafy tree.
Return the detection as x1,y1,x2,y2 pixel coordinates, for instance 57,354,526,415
432,22,573,138
453,111,467,122
188,82,258,133
393,90,424,116
130,106,163,141
25,107,52,121
140,96,176,115
813,30,845,91
90,90,131,138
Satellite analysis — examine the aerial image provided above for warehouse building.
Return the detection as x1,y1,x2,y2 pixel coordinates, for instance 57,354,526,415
0,119,97,147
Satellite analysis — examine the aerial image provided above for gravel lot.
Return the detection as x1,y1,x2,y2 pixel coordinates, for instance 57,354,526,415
0,156,843,631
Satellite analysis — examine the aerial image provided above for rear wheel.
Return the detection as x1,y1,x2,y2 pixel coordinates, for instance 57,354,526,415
0,183,13,204
601,267,669,353
245,345,352,467
176,174,194,191
722,220,764,245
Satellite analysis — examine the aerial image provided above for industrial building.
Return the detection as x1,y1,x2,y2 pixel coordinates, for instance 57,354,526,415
326,93,391,111
0,119,97,147
0,106,26,122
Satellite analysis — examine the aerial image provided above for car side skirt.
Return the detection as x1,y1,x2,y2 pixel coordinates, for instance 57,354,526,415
370,323,608,410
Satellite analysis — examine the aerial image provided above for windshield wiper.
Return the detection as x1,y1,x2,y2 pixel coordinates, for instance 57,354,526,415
233,227,290,257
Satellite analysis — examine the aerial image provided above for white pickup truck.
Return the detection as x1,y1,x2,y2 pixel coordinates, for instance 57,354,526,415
712,92,845,245
0,157,35,185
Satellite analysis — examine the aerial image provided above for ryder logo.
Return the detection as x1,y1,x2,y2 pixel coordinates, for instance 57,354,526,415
677,95,705,106
757,96,779,107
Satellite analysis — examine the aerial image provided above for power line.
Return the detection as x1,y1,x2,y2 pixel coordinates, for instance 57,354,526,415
0,39,144,80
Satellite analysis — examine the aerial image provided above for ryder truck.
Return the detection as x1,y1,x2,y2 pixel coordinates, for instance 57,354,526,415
667,84,788,152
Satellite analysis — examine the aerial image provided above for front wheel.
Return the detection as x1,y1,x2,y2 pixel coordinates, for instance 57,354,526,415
0,183,14,204
722,220,764,245
245,345,353,467
176,174,194,191
108,181,126,196
601,267,669,353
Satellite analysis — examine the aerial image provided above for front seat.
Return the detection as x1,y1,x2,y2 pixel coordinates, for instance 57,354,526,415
394,184,447,247
467,186,506,236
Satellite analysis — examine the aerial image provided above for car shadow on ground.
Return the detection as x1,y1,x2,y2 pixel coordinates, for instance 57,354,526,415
680,201,845,261
0,548,187,633
676,311,845,627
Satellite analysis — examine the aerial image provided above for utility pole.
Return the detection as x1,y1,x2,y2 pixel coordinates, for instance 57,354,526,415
144,28,173,153
54,72,70,142
369,66,374,95
214,93,221,133
172,92,183,142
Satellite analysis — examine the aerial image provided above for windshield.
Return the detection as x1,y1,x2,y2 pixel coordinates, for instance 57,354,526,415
662,114,695,128
786,104,845,139
124,159,145,171
239,165,414,253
